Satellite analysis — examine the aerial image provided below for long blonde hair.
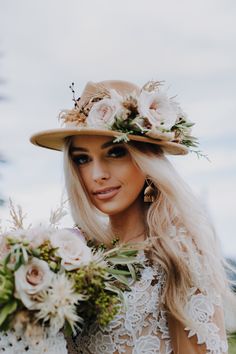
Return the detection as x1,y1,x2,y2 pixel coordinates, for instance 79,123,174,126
63,137,234,328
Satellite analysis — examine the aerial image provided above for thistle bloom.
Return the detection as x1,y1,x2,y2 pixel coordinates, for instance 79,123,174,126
34,273,84,335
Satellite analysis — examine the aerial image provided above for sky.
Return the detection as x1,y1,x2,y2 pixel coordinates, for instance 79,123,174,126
0,0,235,257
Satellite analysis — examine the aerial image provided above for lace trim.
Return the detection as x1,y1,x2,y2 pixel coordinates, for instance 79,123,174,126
0,331,67,354
184,290,228,354
173,226,228,353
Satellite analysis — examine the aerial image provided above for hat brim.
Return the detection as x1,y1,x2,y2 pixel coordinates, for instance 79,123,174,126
30,127,188,155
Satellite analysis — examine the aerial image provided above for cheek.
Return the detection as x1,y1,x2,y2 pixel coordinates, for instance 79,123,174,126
77,167,92,191
120,164,146,199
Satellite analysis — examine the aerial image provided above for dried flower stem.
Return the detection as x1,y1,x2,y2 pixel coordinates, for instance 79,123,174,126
49,199,68,227
8,199,26,230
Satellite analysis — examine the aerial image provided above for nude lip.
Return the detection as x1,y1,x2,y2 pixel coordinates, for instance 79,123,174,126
93,186,121,200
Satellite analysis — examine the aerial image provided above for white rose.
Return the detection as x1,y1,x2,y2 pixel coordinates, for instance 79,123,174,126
138,90,178,130
50,229,92,271
25,226,52,248
87,89,123,128
15,258,53,309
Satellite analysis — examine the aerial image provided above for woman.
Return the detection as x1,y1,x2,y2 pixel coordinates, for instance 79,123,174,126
30,80,233,353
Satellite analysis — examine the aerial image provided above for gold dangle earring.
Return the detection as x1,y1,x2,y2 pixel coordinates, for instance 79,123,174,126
143,179,157,203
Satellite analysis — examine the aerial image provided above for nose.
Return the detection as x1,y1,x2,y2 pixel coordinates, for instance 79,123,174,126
92,160,110,183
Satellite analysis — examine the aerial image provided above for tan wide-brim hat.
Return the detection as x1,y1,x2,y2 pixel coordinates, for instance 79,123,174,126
30,80,189,155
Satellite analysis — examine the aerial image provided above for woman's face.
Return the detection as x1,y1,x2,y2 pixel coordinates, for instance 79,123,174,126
70,135,146,216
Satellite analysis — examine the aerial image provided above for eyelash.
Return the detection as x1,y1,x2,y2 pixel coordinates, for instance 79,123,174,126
72,146,127,166
108,146,127,158
72,155,91,166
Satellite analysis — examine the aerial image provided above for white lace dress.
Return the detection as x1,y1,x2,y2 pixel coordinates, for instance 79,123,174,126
0,331,67,354
0,260,228,354
66,260,228,354
67,263,172,354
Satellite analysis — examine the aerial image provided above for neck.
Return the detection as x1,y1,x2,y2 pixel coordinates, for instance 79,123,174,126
109,196,147,243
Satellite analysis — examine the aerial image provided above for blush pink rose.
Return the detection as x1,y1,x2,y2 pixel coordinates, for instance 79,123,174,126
138,90,178,130
87,89,123,128
15,258,53,309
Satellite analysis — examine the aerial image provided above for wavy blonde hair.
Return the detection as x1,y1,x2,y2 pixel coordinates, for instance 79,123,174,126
63,137,235,328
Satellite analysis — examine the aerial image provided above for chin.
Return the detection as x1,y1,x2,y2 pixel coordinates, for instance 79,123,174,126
92,192,142,216
98,205,126,216
96,199,136,216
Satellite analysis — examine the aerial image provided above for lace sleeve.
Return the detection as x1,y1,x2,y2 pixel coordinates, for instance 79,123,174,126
183,289,228,354
0,331,68,354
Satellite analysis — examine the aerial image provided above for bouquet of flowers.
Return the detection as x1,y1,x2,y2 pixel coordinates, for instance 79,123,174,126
0,202,144,343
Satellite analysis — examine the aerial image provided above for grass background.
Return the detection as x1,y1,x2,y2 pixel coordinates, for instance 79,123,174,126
229,333,236,354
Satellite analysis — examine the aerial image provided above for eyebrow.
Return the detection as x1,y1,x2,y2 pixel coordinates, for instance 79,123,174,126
70,140,123,153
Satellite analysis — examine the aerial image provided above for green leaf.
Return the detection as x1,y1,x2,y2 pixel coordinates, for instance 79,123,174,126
110,273,130,286
106,268,131,276
63,320,73,337
21,246,29,263
127,264,136,282
0,300,18,327
104,283,129,310
113,133,130,143
14,253,24,271
3,253,11,268
104,283,125,298
118,250,138,257
108,256,138,265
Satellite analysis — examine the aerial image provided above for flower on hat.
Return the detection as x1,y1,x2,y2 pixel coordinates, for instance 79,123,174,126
138,89,178,130
60,80,199,151
59,109,87,128
87,89,123,129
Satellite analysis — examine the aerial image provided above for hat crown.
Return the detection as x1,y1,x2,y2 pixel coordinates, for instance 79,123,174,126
78,80,140,108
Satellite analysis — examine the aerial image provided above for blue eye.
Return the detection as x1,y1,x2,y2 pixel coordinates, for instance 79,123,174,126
108,146,127,158
72,155,90,166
